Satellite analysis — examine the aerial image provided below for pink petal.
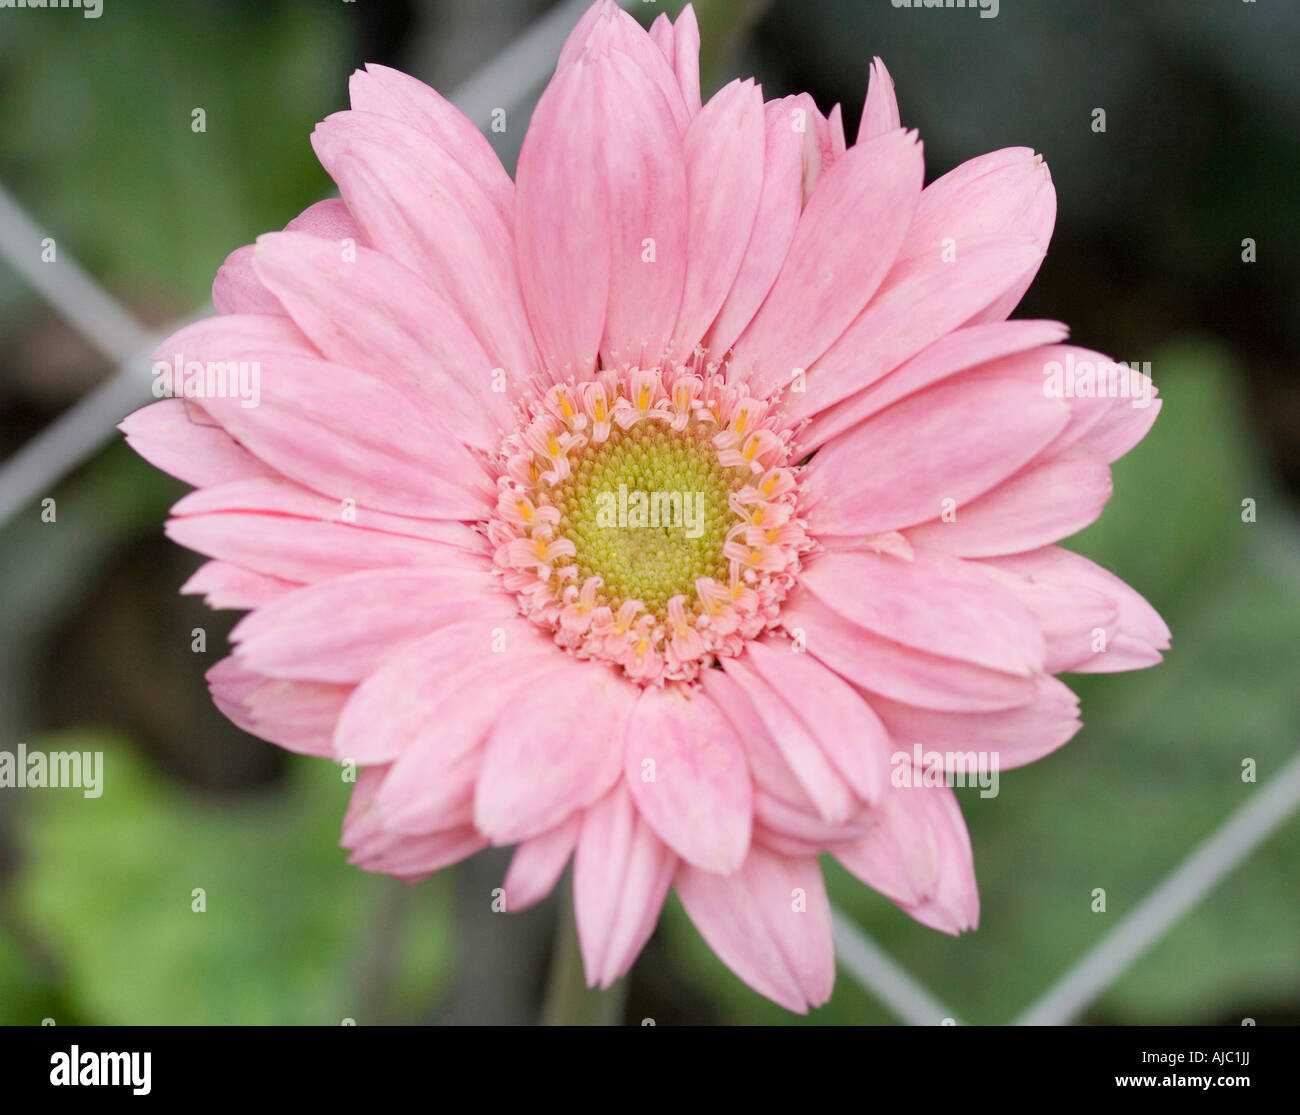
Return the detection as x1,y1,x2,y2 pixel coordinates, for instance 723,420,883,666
312,110,537,380
836,783,979,933
211,199,362,315
983,547,1169,672
503,816,582,913
197,352,493,520
729,128,924,396
706,96,806,357
752,793,873,856
788,93,842,205
207,656,350,757
557,0,608,66
1018,363,1161,467
1076,390,1161,464
371,646,565,835
382,753,478,836
207,654,268,736
155,312,491,518
903,147,1054,260
181,560,298,610
779,590,1039,712
896,788,979,934
558,0,689,131
349,826,487,882
904,446,1113,557
230,567,515,683
251,231,514,450
474,662,638,844
581,48,689,367
285,197,365,241
119,399,273,488
798,319,1069,452
546,10,702,366
243,678,351,757
833,789,941,908
976,559,1117,674
698,668,823,815
343,768,486,881
671,4,702,117
803,378,1070,537
857,57,900,142
574,783,678,987
670,79,766,357
800,549,1045,676
648,12,675,65
742,637,894,804
514,57,612,378
676,848,835,1013
169,476,491,549
164,511,478,585
945,343,1159,464
347,63,514,225
153,311,317,366
869,674,1083,771
334,618,554,766
212,245,283,316
623,685,753,874
826,103,847,159
785,235,1046,425
903,146,1055,323
714,656,857,823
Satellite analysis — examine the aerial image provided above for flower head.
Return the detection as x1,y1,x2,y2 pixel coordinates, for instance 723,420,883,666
122,1,1168,1012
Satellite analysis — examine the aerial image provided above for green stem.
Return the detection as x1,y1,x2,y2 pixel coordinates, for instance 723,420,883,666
541,893,628,1026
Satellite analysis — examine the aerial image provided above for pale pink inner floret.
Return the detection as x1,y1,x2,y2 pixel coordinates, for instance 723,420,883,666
488,354,811,684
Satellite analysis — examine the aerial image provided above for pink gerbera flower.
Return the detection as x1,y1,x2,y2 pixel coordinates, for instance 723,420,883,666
121,1,1169,1012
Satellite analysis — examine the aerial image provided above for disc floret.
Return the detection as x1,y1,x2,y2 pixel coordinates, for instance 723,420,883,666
489,359,810,683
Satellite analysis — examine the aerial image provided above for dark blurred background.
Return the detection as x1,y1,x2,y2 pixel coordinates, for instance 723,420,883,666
0,0,1296,1025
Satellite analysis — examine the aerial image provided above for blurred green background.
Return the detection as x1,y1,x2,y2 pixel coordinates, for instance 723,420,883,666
0,0,1297,1025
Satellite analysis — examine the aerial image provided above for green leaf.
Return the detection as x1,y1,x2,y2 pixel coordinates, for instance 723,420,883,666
11,738,455,1025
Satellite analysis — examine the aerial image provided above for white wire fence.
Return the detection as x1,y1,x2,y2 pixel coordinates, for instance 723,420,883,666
1,0,1296,1025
